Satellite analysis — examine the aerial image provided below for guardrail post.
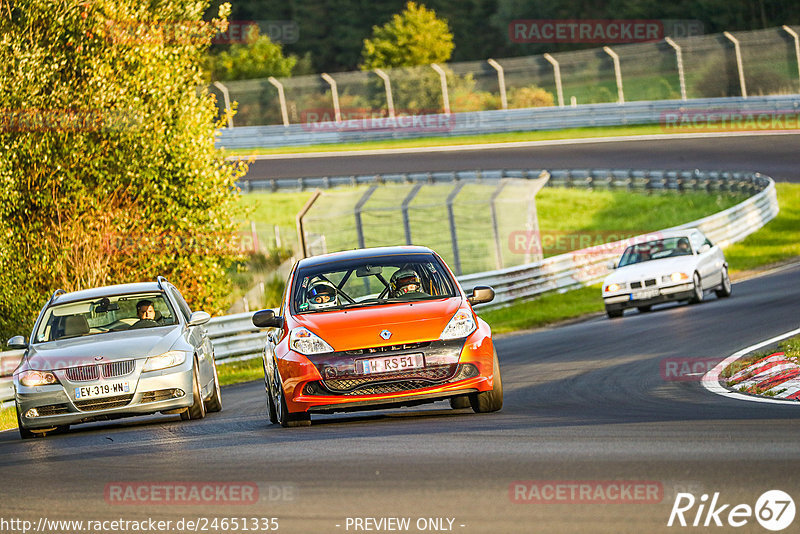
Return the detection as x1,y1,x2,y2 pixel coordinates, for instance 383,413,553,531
431,64,451,115
723,31,747,98
267,77,290,127
489,180,508,270
664,37,688,101
321,73,342,122
354,185,378,249
446,182,466,275
296,190,321,258
212,81,234,128
401,183,423,245
373,68,396,119
783,26,800,92
543,53,565,107
487,59,508,110
603,46,625,104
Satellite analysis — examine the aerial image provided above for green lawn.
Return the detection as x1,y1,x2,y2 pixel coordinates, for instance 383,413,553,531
217,358,264,386
0,405,17,432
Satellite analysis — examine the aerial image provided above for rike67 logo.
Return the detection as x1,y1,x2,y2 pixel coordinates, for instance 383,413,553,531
668,490,795,531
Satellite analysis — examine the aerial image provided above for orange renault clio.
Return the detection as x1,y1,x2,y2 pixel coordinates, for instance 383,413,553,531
252,246,502,427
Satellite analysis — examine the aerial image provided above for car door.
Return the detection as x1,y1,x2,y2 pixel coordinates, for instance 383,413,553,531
170,286,213,390
691,232,721,287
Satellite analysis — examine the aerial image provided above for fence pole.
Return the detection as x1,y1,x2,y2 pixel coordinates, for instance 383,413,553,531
373,68,396,119
603,46,625,104
401,183,423,245
267,77,290,127
487,59,508,110
723,31,747,98
543,53,564,107
296,190,321,259
783,26,800,92
489,180,508,270
664,37,687,101
431,63,451,115
320,73,342,122
354,185,378,249
212,81,234,128
446,182,466,275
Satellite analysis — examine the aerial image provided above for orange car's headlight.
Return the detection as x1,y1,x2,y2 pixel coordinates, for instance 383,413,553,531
440,309,477,340
289,327,334,355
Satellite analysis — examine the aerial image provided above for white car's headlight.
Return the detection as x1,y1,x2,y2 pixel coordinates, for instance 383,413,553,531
604,283,623,293
143,350,188,372
290,327,334,355
663,272,690,283
440,309,477,340
18,370,58,387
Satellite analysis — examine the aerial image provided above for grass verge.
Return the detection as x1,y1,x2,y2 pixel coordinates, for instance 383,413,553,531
0,404,17,432
224,124,671,156
720,336,800,399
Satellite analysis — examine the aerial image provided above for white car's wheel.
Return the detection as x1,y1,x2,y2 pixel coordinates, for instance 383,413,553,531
689,272,704,304
715,267,732,298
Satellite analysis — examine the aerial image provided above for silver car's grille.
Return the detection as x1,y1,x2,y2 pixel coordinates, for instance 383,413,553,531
74,394,134,412
65,360,135,382
101,360,135,378
630,279,657,289
66,365,100,382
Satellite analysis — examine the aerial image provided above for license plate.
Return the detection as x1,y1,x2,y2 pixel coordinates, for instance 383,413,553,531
75,381,129,399
632,289,659,300
357,353,425,375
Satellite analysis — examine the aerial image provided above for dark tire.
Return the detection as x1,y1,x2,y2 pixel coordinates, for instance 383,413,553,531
637,305,652,313
264,358,278,424
715,267,732,298
470,349,503,413
181,363,206,421
272,364,310,427
449,396,471,409
606,307,623,319
204,361,223,413
689,272,704,304
16,405,36,439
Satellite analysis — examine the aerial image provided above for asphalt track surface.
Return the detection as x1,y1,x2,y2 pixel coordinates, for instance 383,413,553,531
241,133,800,183
1,136,799,533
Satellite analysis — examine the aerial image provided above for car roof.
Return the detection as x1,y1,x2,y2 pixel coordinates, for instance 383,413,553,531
296,246,438,269
50,282,167,306
635,228,700,241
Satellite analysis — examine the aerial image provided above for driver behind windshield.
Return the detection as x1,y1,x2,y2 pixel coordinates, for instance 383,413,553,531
672,237,691,256
390,268,428,299
130,299,159,329
305,280,339,310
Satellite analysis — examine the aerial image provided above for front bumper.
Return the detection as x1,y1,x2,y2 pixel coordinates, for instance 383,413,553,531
603,282,695,311
15,362,194,430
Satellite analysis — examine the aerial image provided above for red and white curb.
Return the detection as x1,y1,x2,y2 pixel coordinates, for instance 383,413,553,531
703,327,800,405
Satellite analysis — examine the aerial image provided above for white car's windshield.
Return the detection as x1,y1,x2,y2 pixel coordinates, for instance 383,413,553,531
292,254,457,314
618,237,693,267
34,293,177,343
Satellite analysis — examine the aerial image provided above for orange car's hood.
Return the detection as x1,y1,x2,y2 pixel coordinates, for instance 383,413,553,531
294,298,463,351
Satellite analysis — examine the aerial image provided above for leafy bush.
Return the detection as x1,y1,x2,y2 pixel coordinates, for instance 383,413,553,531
0,0,247,342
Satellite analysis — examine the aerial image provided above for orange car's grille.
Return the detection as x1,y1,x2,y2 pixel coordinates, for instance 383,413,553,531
74,394,134,412
313,363,479,396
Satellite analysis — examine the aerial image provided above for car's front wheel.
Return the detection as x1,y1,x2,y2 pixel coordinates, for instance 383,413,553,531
204,361,223,413
715,267,732,298
181,363,206,420
470,349,503,413
271,365,310,428
606,307,623,319
449,395,471,409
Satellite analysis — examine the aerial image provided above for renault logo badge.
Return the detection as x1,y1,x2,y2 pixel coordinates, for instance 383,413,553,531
380,330,392,340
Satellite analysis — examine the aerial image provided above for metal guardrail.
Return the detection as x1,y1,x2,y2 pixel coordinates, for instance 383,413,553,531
0,169,779,392
218,95,800,149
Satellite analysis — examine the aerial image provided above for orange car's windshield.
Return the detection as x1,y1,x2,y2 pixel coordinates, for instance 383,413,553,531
292,254,457,313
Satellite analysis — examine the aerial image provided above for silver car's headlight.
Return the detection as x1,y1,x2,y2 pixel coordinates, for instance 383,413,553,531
604,282,623,293
18,370,58,387
440,309,477,340
289,327,334,355
662,272,690,283
143,350,188,372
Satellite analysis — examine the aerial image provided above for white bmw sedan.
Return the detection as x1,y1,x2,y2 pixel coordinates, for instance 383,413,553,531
602,229,731,318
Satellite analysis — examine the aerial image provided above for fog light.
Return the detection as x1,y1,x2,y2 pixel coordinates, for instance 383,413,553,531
173,389,184,398
304,383,317,395
25,408,39,418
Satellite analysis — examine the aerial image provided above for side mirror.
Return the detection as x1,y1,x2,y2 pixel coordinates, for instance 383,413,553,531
7,336,27,349
699,243,711,254
253,309,284,329
467,286,495,306
188,311,211,326
607,259,618,270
